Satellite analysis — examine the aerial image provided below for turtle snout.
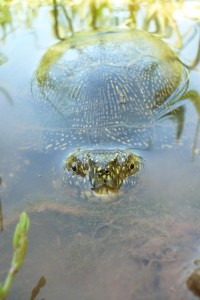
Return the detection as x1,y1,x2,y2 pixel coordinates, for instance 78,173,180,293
98,168,110,177
89,166,116,190
97,168,111,184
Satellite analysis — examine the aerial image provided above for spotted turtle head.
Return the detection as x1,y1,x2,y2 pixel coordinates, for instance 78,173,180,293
65,149,143,194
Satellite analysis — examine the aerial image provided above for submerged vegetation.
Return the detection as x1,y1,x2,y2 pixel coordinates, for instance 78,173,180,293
0,1,199,38
0,212,30,300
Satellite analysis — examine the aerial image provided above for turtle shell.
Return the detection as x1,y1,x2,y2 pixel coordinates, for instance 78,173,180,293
31,29,189,153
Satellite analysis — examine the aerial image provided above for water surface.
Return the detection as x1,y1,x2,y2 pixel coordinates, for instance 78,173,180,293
0,2,200,299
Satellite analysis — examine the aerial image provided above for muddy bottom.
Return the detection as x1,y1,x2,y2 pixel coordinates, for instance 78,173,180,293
1,203,199,300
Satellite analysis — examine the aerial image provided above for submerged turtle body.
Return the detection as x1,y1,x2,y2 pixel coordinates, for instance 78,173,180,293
32,29,189,194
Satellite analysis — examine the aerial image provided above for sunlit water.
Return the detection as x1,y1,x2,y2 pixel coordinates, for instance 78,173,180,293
0,3,200,300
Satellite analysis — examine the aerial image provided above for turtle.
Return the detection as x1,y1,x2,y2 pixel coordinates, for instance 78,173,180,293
31,29,189,195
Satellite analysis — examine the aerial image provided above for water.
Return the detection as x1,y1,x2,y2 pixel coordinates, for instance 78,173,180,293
0,1,200,299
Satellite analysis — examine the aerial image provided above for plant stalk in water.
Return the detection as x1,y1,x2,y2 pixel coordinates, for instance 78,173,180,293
0,212,30,300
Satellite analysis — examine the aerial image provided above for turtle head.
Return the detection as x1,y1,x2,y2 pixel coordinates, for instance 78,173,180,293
65,149,143,194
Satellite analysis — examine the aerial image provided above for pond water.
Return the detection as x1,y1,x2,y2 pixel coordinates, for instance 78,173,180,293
0,1,200,299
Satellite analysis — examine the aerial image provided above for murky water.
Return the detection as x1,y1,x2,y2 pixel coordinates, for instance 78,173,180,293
0,1,200,299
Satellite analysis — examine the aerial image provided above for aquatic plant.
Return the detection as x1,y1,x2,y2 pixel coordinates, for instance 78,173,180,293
0,212,30,300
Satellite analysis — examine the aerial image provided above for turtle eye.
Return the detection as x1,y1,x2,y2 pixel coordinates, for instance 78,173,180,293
130,163,135,170
71,163,77,172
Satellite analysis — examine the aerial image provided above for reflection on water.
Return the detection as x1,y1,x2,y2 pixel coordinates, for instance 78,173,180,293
0,1,200,300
